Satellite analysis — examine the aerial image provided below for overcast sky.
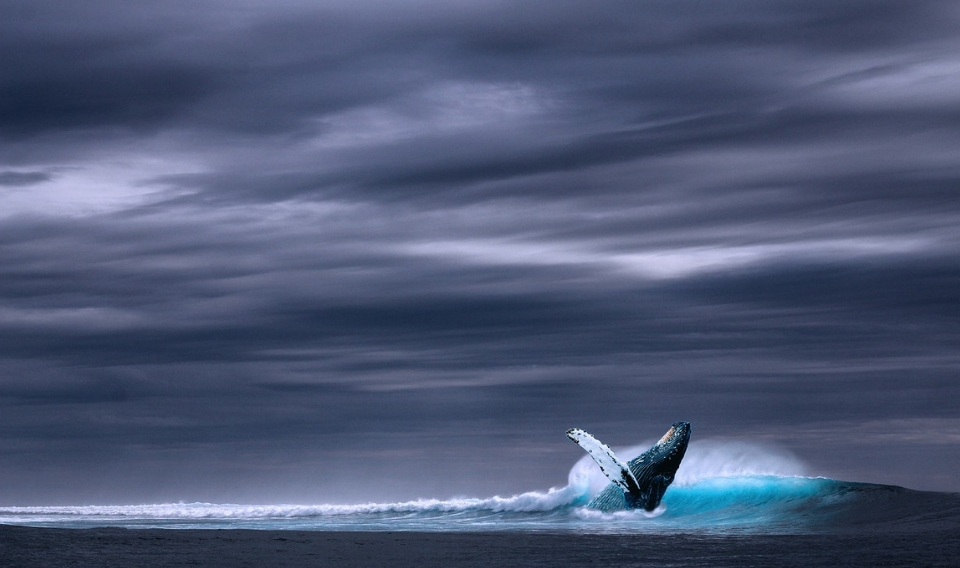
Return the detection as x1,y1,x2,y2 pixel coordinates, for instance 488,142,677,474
2,0,959,505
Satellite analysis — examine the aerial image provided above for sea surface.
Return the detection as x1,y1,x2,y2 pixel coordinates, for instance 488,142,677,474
3,476,959,535
2,441,959,567
2,440,958,535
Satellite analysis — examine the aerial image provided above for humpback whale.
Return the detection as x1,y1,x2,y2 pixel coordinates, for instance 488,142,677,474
567,421,691,511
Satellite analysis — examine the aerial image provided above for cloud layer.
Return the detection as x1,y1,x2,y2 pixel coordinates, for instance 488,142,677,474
2,0,959,503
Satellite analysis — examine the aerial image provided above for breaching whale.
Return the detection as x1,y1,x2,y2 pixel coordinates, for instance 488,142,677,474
567,421,691,511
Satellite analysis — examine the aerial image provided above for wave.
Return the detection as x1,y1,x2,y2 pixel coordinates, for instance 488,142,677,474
2,441,957,533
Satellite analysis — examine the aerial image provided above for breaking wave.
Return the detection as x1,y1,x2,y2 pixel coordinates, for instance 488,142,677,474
2,440,957,533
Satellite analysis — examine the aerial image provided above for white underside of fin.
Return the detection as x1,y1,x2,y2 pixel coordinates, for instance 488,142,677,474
566,428,640,496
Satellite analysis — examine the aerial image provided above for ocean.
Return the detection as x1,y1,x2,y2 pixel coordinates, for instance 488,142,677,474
2,440,958,566
2,476,959,534
2,438,959,534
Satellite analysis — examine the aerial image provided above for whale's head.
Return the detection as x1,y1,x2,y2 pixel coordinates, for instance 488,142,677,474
650,421,691,472
628,421,691,510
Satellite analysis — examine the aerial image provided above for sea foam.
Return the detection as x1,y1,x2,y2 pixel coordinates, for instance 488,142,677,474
3,440,934,533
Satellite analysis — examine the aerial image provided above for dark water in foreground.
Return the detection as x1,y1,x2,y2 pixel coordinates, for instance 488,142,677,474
2,526,959,567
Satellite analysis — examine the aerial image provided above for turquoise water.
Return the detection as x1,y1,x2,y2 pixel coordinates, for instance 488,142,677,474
2,476,950,533
2,441,957,533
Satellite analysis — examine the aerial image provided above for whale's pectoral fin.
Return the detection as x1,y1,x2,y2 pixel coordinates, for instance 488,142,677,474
566,428,641,497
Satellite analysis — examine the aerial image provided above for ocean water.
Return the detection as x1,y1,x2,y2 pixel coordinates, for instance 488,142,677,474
2,440,958,535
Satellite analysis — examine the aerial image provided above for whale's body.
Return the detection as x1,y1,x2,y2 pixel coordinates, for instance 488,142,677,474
567,421,691,512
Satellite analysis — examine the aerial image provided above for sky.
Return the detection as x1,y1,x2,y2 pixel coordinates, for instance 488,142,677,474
1,0,959,505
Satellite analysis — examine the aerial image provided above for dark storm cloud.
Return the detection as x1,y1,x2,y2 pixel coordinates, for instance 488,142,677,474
1,0,959,503
2,1,954,140
0,171,50,186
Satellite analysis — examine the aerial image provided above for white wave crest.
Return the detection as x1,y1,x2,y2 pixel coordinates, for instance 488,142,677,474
0,485,586,521
2,438,809,528
673,440,808,486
